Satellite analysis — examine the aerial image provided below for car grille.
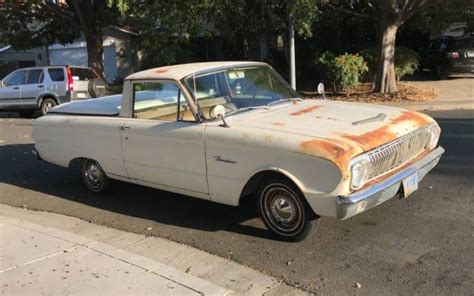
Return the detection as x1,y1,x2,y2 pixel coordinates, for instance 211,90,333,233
367,125,433,179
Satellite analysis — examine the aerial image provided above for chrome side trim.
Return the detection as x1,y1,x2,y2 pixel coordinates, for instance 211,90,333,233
337,146,444,220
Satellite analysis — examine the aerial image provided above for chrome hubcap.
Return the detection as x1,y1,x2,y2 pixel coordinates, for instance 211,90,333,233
263,186,302,233
84,160,103,190
271,197,295,223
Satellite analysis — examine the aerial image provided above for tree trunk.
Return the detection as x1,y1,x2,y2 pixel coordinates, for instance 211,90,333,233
85,31,105,80
375,23,398,94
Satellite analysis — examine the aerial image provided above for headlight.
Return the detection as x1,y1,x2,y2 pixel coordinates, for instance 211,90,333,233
350,156,370,190
427,124,441,149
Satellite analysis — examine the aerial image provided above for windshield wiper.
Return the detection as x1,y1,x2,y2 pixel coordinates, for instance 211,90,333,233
226,106,270,116
266,98,303,106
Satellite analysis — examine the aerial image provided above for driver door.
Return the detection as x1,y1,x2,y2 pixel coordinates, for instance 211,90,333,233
0,70,26,109
120,80,209,195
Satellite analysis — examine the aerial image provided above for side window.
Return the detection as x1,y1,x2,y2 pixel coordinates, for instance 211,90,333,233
25,69,44,84
70,68,96,81
4,70,26,86
133,82,193,121
48,68,65,81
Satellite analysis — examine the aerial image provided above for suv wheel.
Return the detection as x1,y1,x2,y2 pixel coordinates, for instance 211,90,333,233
257,176,317,241
40,98,57,115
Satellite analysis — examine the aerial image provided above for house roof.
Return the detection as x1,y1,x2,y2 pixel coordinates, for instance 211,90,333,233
125,61,267,81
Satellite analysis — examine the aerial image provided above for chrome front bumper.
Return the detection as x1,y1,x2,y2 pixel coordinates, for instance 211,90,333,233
336,146,444,220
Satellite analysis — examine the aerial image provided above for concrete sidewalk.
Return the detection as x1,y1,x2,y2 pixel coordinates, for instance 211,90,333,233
0,205,306,295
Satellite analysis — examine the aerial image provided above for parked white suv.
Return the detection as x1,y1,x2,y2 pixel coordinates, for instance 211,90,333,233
0,66,107,117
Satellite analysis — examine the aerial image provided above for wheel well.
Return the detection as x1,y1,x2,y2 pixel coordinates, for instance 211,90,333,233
39,94,58,106
239,170,301,205
68,157,83,169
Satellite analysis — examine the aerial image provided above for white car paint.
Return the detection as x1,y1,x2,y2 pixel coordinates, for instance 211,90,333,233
33,62,441,218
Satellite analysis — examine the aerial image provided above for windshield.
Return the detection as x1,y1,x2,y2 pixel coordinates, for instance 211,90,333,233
184,65,299,120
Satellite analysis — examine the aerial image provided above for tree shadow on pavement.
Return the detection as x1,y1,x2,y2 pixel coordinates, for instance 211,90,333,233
0,143,272,240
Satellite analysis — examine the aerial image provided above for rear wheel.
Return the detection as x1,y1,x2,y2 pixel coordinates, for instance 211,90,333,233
81,159,110,194
40,98,57,115
257,176,316,241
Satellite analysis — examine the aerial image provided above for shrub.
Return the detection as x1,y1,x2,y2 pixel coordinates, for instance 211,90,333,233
315,51,368,92
359,47,420,82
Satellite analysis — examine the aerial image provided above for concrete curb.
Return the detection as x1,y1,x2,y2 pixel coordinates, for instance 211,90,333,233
0,204,308,295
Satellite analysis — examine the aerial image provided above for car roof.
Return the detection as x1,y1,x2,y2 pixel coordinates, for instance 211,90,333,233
12,65,92,71
125,61,268,81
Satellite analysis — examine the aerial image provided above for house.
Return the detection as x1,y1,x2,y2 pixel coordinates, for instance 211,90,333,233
0,26,142,83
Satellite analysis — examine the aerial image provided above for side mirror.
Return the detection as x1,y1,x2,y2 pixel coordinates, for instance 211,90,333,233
210,105,229,128
317,82,326,100
0,80,3,87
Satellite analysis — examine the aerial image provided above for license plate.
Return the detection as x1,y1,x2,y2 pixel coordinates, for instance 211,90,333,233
402,172,419,198
77,93,87,98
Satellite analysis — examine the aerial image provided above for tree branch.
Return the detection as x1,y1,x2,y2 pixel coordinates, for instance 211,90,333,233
326,3,378,20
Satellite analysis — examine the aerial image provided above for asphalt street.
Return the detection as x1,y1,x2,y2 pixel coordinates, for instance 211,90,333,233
0,109,473,295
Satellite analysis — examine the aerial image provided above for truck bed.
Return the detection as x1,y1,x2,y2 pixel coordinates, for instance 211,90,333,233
48,95,122,116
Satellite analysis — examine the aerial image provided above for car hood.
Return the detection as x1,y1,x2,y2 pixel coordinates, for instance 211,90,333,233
230,99,434,152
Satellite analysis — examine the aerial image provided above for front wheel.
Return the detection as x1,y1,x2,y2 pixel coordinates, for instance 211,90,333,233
81,159,110,194
257,177,316,242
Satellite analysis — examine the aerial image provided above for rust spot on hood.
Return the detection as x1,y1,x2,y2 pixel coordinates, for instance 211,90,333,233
271,122,285,126
340,111,434,151
290,105,320,116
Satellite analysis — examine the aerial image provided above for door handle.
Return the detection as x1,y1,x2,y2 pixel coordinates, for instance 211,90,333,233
37,85,44,88
13,87,19,90
120,125,132,131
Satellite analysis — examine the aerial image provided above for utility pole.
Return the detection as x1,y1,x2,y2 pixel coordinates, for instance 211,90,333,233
288,17,296,90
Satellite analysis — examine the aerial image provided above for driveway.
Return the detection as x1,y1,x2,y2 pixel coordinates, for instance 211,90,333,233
406,76,473,100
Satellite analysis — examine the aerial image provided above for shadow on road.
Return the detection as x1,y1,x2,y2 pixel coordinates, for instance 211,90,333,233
0,143,271,239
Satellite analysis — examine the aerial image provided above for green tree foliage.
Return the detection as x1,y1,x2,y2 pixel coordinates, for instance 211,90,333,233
316,51,368,91
0,0,123,78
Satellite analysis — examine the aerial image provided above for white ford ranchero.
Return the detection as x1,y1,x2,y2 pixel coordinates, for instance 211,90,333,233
33,61,444,241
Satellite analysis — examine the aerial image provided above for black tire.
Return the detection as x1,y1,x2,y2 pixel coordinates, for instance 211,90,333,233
81,158,110,194
18,110,35,118
40,98,57,116
257,176,317,242
88,78,107,98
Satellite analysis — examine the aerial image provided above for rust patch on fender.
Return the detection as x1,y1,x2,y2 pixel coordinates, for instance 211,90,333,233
290,105,321,116
340,111,434,151
299,139,359,178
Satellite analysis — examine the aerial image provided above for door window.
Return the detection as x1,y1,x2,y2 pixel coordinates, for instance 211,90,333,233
25,69,44,84
133,82,194,121
4,70,26,86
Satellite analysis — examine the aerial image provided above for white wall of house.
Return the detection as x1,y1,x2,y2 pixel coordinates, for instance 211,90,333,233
48,36,118,83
